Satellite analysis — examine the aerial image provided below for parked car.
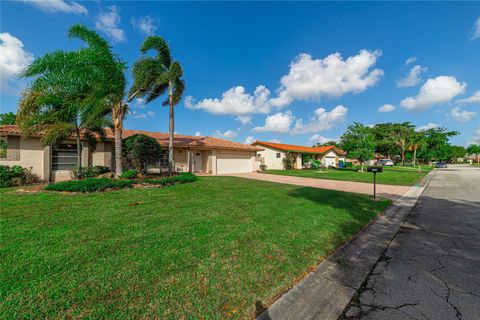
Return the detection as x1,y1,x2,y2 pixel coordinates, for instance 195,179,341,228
377,159,394,166
435,162,447,168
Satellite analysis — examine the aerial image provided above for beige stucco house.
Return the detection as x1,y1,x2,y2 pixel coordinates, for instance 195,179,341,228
252,141,346,170
0,125,262,181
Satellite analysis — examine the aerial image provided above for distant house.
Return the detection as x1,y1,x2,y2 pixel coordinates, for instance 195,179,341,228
251,141,346,170
0,125,263,181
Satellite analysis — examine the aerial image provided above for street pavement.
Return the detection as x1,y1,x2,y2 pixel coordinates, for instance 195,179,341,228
342,165,480,320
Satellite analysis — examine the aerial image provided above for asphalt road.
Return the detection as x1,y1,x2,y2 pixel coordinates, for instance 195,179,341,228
342,165,480,320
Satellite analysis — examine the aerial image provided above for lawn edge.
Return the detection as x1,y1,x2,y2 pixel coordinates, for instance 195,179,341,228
257,169,437,320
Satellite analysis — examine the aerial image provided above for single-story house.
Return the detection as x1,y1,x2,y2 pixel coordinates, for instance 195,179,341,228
0,125,263,181
251,141,346,170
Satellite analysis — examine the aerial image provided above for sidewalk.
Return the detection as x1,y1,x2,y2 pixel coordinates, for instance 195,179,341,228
228,173,410,200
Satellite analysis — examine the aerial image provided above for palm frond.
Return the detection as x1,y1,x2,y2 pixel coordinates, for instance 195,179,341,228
140,36,171,68
41,122,76,147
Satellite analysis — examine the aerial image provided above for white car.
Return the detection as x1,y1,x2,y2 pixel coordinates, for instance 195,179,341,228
378,159,394,166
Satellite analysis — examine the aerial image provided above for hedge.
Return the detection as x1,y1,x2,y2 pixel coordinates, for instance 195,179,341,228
45,178,134,192
144,172,198,186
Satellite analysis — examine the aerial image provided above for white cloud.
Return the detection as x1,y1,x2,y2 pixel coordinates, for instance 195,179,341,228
291,105,347,134
416,123,439,131
236,115,252,125
471,17,480,40
401,76,466,111
194,131,202,136
404,56,417,66
95,6,125,43
457,91,480,105
378,104,395,113
450,107,477,122
269,139,281,143
185,85,272,116
271,50,383,107
0,33,34,93
17,0,87,15
468,128,480,145
397,65,427,87
308,134,335,145
213,130,237,140
131,98,146,109
132,110,154,119
244,136,255,144
253,111,293,133
131,15,157,36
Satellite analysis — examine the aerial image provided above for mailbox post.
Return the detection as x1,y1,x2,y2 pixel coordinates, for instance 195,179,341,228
367,166,383,199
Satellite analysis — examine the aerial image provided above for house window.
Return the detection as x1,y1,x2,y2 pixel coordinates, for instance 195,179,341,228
0,136,7,158
159,150,168,167
276,152,281,158
52,144,78,170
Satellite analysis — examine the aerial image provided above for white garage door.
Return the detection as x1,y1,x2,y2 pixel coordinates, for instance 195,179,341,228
217,152,252,174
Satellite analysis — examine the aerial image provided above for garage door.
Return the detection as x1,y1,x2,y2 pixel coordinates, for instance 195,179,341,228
217,152,252,174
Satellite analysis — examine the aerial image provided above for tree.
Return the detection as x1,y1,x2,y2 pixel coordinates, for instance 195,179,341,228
340,122,375,172
122,134,162,173
313,141,339,148
68,24,127,178
417,127,458,163
408,130,426,166
372,123,401,159
17,42,111,179
467,144,480,164
0,112,16,125
128,36,185,176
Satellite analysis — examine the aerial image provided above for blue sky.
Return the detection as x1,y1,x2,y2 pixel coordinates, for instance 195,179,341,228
1,1,479,146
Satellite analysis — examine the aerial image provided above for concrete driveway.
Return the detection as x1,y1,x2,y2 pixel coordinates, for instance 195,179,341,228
342,165,480,319
228,172,410,200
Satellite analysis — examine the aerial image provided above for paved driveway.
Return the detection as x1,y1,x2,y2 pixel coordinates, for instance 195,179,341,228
342,165,480,319
228,173,410,200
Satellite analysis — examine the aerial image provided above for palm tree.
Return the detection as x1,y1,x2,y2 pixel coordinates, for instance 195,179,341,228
68,24,127,177
17,44,112,179
128,36,185,176
409,130,426,166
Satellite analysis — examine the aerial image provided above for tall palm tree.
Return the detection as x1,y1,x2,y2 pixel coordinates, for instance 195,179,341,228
128,36,185,176
68,24,127,177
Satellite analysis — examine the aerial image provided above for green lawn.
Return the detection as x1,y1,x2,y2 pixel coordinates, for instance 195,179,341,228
0,177,390,319
264,166,432,186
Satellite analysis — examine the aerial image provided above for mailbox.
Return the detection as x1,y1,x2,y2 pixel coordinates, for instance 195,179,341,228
367,166,383,173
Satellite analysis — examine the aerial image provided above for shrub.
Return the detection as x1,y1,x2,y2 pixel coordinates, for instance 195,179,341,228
45,178,134,192
122,134,162,173
71,165,110,179
0,165,40,188
144,172,198,186
120,169,137,179
259,164,268,171
344,162,353,168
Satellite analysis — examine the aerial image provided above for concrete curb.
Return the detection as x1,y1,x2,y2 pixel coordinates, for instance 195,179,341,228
257,170,437,320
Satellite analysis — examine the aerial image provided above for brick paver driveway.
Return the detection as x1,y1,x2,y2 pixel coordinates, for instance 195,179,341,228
227,173,410,200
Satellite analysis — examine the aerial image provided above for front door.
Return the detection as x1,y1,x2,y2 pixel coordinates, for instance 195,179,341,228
194,152,203,172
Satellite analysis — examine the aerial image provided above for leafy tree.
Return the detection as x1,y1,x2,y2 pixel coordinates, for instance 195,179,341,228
0,112,16,125
467,144,480,164
372,123,401,159
128,36,185,176
448,146,466,162
68,24,128,178
17,39,111,178
417,127,458,163
408,130,426,166
340,122,375,172
122,134,162,173
313,141,339,148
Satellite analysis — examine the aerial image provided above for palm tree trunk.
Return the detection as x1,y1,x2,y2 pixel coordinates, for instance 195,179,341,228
114,126,122,178
168,81,174,176
413,147,417,166
75,134,82,179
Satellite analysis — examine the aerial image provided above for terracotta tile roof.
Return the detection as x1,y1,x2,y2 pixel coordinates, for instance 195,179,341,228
252,140,345,155
0,125,262,152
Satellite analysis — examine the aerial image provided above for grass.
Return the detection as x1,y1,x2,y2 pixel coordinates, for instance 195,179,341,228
265,165,432,186
0,177,390,319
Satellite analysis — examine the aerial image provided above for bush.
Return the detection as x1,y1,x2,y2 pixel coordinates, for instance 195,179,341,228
144,173,198,186
0,165,40,188
259,164,268,171
120,169,137,179
45,178,134,192
122,134,163,173
344,162,353,168
71,165,110,179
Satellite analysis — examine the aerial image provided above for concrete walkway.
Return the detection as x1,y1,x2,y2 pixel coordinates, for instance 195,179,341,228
342,165,480,320
228,173,410,200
